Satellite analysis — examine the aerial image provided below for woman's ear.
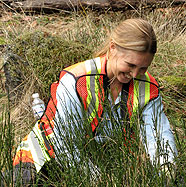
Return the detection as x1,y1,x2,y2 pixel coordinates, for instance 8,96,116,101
109,41,117,56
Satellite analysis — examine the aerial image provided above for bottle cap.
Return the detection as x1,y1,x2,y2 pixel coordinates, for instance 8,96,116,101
32,93,39,98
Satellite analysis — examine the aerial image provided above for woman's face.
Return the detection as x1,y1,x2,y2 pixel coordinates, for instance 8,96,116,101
107,44,154,84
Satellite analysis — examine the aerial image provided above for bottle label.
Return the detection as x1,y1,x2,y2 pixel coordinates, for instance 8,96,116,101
32,105,45,119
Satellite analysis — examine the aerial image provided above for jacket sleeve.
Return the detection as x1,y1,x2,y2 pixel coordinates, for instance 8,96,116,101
141,94,178,165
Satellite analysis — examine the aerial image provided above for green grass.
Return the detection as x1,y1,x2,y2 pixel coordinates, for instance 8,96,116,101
0,3,186,186
0,103,15,186
0,37,6,45
9,31,92,100
1,97,185,186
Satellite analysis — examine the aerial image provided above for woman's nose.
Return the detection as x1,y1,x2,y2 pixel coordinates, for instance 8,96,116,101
131,68,140,78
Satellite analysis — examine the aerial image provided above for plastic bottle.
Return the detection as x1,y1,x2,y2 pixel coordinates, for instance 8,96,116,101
32,93,45,120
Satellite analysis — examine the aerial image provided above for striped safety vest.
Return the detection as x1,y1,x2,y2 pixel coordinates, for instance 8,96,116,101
13,56,159,172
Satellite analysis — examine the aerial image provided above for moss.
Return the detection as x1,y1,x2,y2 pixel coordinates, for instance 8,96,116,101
6,31,92,100
158,76,186,120
159,76,186,87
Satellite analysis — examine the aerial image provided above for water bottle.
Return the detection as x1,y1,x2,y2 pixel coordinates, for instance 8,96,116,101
32,93,45,120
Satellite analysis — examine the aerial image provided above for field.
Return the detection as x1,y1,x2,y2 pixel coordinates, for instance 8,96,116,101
0,3,186,186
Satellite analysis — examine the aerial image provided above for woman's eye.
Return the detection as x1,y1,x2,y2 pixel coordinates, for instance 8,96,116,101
140,67,148,72
128,64,135,68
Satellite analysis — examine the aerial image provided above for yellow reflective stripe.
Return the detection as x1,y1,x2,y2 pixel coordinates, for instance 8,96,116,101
87,77,101,123
16,139,30,152
144,72,150,105
85,57,102,122
85,57,101,74
29,122,51,172
32,123,51,161
86,75,92,108
85,60,93,108
95,78,100,109
132,79,139,113
47,132,54,139
27,133,42,172
94,59,102,113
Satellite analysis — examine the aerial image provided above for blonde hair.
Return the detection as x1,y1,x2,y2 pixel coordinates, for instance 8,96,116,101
95,18,157,57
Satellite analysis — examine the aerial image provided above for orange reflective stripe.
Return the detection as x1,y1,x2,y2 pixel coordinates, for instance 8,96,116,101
91,118,99,132
13,150,34,166
76,76,88,109
90,76,105,132
76,57,106,132
38,81,58,159
41,82,58,126
127,72,159,118
146,72,159,100
127,80,134,117
39,122,54,158
85,58,106,131
23,134,29,141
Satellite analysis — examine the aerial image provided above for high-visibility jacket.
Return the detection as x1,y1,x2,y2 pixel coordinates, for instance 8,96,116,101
13,55,159,174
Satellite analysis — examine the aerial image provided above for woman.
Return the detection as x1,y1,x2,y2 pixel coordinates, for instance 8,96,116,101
13,18,177,184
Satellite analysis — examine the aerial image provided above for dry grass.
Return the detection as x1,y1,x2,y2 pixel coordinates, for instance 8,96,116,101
0,3,185,186
0,1,185,153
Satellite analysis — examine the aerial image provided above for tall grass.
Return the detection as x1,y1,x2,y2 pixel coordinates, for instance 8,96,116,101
0,99,15,186
0,2,185,186
1,93,185,186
